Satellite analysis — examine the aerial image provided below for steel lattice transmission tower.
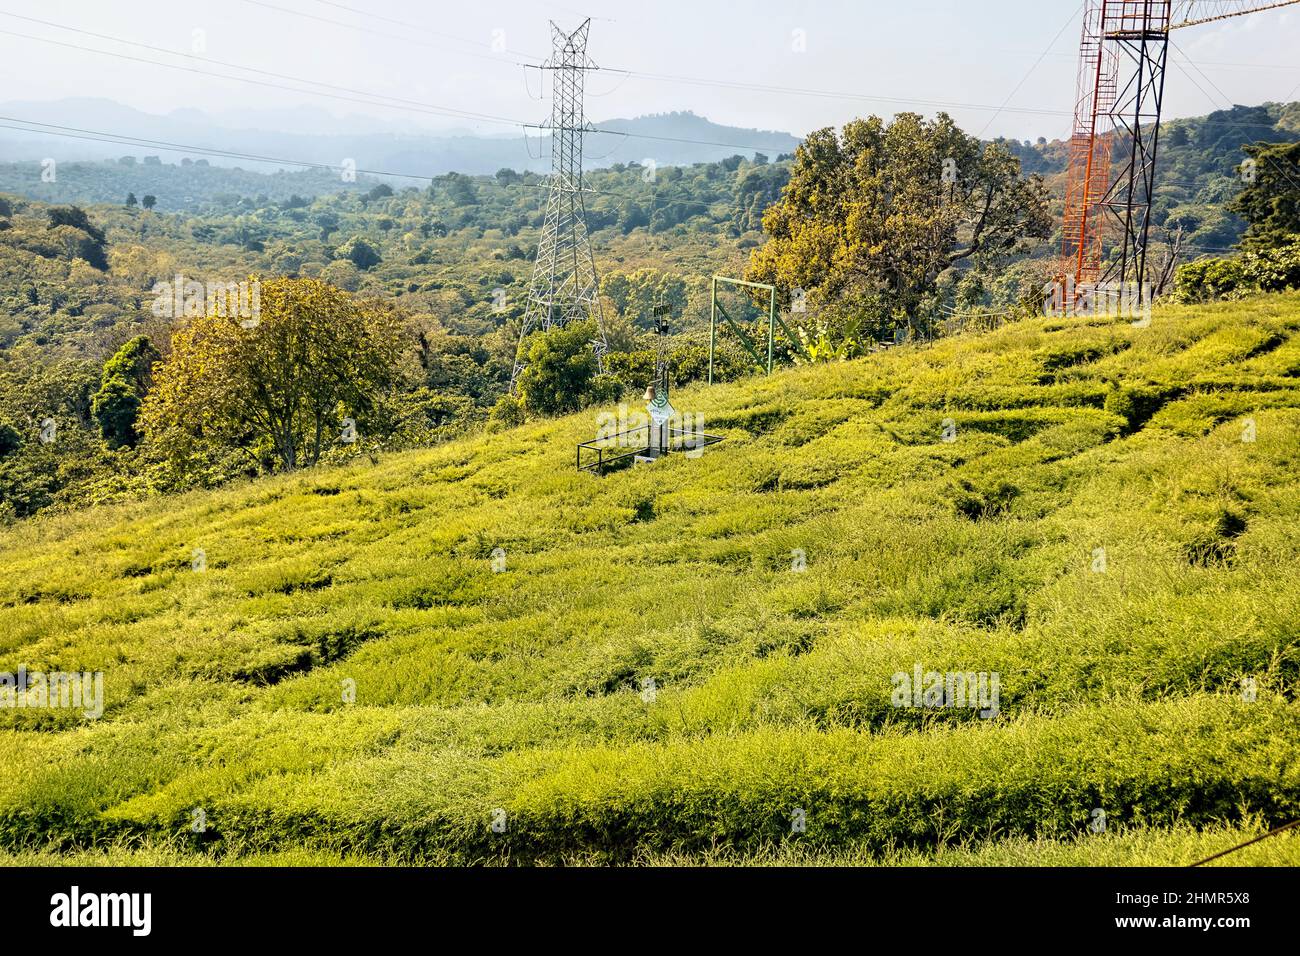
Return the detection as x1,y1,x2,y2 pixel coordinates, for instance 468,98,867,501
512,18,610,389
1060,1,1173,296
1059,0,1300,298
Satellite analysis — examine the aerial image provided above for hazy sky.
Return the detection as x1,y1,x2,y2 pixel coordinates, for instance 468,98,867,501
2,0,1300,142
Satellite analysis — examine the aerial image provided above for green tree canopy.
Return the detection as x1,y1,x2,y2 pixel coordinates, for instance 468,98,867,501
45,205,108,270
335,235,382,270
140,276,405,480
600,269,690,329
1232,141,1300,249
0,421,20,458
92,336,159,449
516,320,618,416
746,112,1050,342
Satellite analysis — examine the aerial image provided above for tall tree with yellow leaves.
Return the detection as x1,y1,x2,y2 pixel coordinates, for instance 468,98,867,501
746,112,1051,345
141,276,405,484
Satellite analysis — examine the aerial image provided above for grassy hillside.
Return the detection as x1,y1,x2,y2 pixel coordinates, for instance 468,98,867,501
3,293,1300,865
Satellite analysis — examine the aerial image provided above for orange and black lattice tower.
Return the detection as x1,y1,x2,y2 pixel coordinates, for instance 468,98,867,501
1060,1,1173,296
1060,0,1118,289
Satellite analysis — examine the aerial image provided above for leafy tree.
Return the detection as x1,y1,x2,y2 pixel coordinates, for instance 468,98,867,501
141,195,157,210
412,324,499,402
47,205,102,235
601,269,690,329
100,334,159,398
1195,105,1278,168
315,211,340,240
488,392,525,429
91,377,143,450
440,173,478,206
734,164,789,233
45,205,109,269
516,320,619,415
618,202,649,234
92,336,160,448
1170,240,1300,302
125,193,138,208
140,277,406,480
321,259,362,291
335,235,382,270
0,421,19,458
1232,141,1300,249
226,217,266,252
746,113,1050,342
0,356,105,518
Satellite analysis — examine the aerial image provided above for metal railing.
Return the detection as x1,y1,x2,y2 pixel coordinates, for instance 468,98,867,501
576,424,649,475
576,424,725,475
667,426,725,455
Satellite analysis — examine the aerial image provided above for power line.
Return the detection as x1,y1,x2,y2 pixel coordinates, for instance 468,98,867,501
0,25,524,129
1172,0,1300,30
0,12,527,124
0,117,414,177
597,67,1074,118
977,1,1085,138
0,116,740,217
8,11,1293,174
325,0,1287,124
1170,39,1300,196
231,0,1086,119
26,8,1293,154
305,0,544,59
1189,818,1300,866
1018,47,1300,70
237,0,1073,116
529,122,794,153
236,0,540,65
26,5,1273,147
0,20,797,155
3,14,816,154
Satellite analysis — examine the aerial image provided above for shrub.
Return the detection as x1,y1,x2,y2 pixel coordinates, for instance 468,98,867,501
488,393,525,429
0,422,19,458
334,236,382,271
1170,241,1300,303
516,320,612,416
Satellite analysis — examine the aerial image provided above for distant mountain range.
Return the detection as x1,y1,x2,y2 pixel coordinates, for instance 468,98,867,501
0,98,801,177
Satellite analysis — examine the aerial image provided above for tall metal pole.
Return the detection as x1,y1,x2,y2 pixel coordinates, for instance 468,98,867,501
708,276,717,385
1100,1,1172,294
510,19,610,390
767,289,775,375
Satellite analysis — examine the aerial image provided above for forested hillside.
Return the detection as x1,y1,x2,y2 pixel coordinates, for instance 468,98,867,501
3,101,1299,525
